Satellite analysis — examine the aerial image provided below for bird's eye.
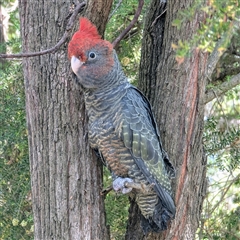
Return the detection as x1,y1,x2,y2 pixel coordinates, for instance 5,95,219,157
89,52,96,59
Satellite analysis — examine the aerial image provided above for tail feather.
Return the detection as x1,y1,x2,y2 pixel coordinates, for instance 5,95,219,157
140,199,174,234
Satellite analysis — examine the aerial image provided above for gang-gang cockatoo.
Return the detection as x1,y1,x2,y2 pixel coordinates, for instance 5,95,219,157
68,17,175,233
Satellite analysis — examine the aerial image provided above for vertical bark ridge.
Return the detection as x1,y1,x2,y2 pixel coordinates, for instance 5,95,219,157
176,49,199,205
19,0,111,239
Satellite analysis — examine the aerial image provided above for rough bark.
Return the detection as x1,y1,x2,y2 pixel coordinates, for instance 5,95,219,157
19,0,111,239
126,1,208,239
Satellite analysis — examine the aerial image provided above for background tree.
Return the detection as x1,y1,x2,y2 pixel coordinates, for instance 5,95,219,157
1,0,239,239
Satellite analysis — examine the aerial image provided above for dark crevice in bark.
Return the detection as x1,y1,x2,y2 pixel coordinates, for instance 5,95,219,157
138,0,167,107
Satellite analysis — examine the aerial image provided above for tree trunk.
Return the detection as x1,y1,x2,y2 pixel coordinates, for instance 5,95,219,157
126,0,208,239
19,0,111,239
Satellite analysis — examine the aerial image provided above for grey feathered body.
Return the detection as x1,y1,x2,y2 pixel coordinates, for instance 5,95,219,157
83,53,175,232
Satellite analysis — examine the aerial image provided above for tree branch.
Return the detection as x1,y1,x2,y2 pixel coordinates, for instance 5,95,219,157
204,72,240,104
0,2,86,59
108,0,123,20
112,0,144,49
207,20,240,77
207,37,229,78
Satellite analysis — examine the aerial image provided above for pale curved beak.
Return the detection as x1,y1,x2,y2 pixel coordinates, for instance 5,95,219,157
71,56,83,75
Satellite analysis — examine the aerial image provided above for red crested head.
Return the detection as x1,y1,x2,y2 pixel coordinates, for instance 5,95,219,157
77,17,100,39
68,18,115,89
68,17,112,61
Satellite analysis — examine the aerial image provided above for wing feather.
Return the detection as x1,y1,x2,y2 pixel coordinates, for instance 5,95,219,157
120,86,175,214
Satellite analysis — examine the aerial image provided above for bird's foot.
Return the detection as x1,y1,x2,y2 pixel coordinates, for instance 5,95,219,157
112,177,133,194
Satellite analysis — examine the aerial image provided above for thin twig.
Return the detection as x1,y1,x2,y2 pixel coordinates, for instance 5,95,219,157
208,173,240,216
151,8,167,27
108,0,123,20
112,0,144,49
0,2,86,59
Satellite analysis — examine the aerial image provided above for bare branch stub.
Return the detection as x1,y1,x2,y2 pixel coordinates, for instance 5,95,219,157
0,2,86,59
204,72,240,104
112,0,144,49
101,186,113,196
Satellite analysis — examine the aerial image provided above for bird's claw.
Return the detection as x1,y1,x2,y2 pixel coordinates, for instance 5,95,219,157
112,177,133,194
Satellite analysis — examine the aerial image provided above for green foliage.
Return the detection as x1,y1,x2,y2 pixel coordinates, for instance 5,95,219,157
204,118,240,171
0,2,33,238
105,0,150,83
0,61,33,239
103,168,129,240
201,208,240,239
199,84,240,239
204,85,240,172
197,171,240,240
172,0,240,60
